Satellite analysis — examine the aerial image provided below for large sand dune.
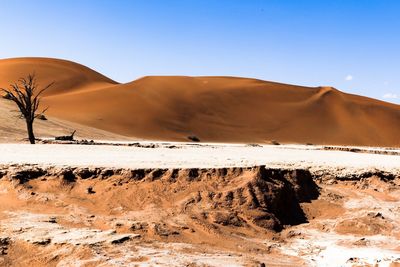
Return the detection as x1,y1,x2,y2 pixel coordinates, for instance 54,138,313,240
1,57,399,146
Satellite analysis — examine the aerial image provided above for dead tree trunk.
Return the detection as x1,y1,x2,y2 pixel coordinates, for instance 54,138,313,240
26,119,35,144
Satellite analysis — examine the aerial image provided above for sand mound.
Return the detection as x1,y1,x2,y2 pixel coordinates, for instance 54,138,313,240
1,57,399,146
0,57,117,96
2,165,319,232
335,212,393,236
178,167,319,231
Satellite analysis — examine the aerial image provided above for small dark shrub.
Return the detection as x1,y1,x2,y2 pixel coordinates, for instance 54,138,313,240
188,135,200,142
37,114,47,120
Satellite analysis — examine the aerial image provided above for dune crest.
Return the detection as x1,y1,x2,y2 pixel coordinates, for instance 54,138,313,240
0,57,399,147
0,57,117,96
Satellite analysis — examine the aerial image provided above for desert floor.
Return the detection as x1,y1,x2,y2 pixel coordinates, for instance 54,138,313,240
0,142,399,266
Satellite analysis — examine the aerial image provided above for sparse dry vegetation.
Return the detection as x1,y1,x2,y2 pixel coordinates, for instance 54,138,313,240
188,135,200,142
0,74,53,144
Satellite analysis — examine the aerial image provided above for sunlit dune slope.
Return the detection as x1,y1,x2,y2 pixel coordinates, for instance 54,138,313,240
0,58,399,146
0,57,117,96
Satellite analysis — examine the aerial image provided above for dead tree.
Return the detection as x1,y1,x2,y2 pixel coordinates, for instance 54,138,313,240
0,74,53,144
55,130,76,141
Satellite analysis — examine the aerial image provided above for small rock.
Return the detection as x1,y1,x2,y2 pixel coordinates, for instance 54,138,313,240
285,230,302,238
87,186,95,194
114,222,123,228
326,192,343,200
130,222,148,231
212,212,244,227
325,179,338,185
373,212,384,219
109,235,139,244
153,223,180,237
47,217,57,223
0,237,10,255
353,238,369,246
347,257,359,263
32,238,51,245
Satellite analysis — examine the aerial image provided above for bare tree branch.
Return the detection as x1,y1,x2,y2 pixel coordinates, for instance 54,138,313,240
1,74,53,144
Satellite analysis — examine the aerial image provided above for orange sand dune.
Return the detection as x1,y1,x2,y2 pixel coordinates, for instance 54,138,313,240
0,57,399,146
0,57,117,96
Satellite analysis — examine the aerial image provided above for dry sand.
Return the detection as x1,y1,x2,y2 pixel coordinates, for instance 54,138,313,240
0,98,131,143
1,57,399,147
0,143,399,266
0,57,399,266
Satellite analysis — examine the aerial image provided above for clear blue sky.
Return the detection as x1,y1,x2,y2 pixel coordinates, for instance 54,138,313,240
1,0,399,103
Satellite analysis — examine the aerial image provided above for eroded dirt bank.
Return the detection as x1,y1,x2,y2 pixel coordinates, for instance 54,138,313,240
0,165,399,266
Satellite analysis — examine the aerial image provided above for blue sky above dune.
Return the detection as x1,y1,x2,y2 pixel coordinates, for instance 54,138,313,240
1,0,399,103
